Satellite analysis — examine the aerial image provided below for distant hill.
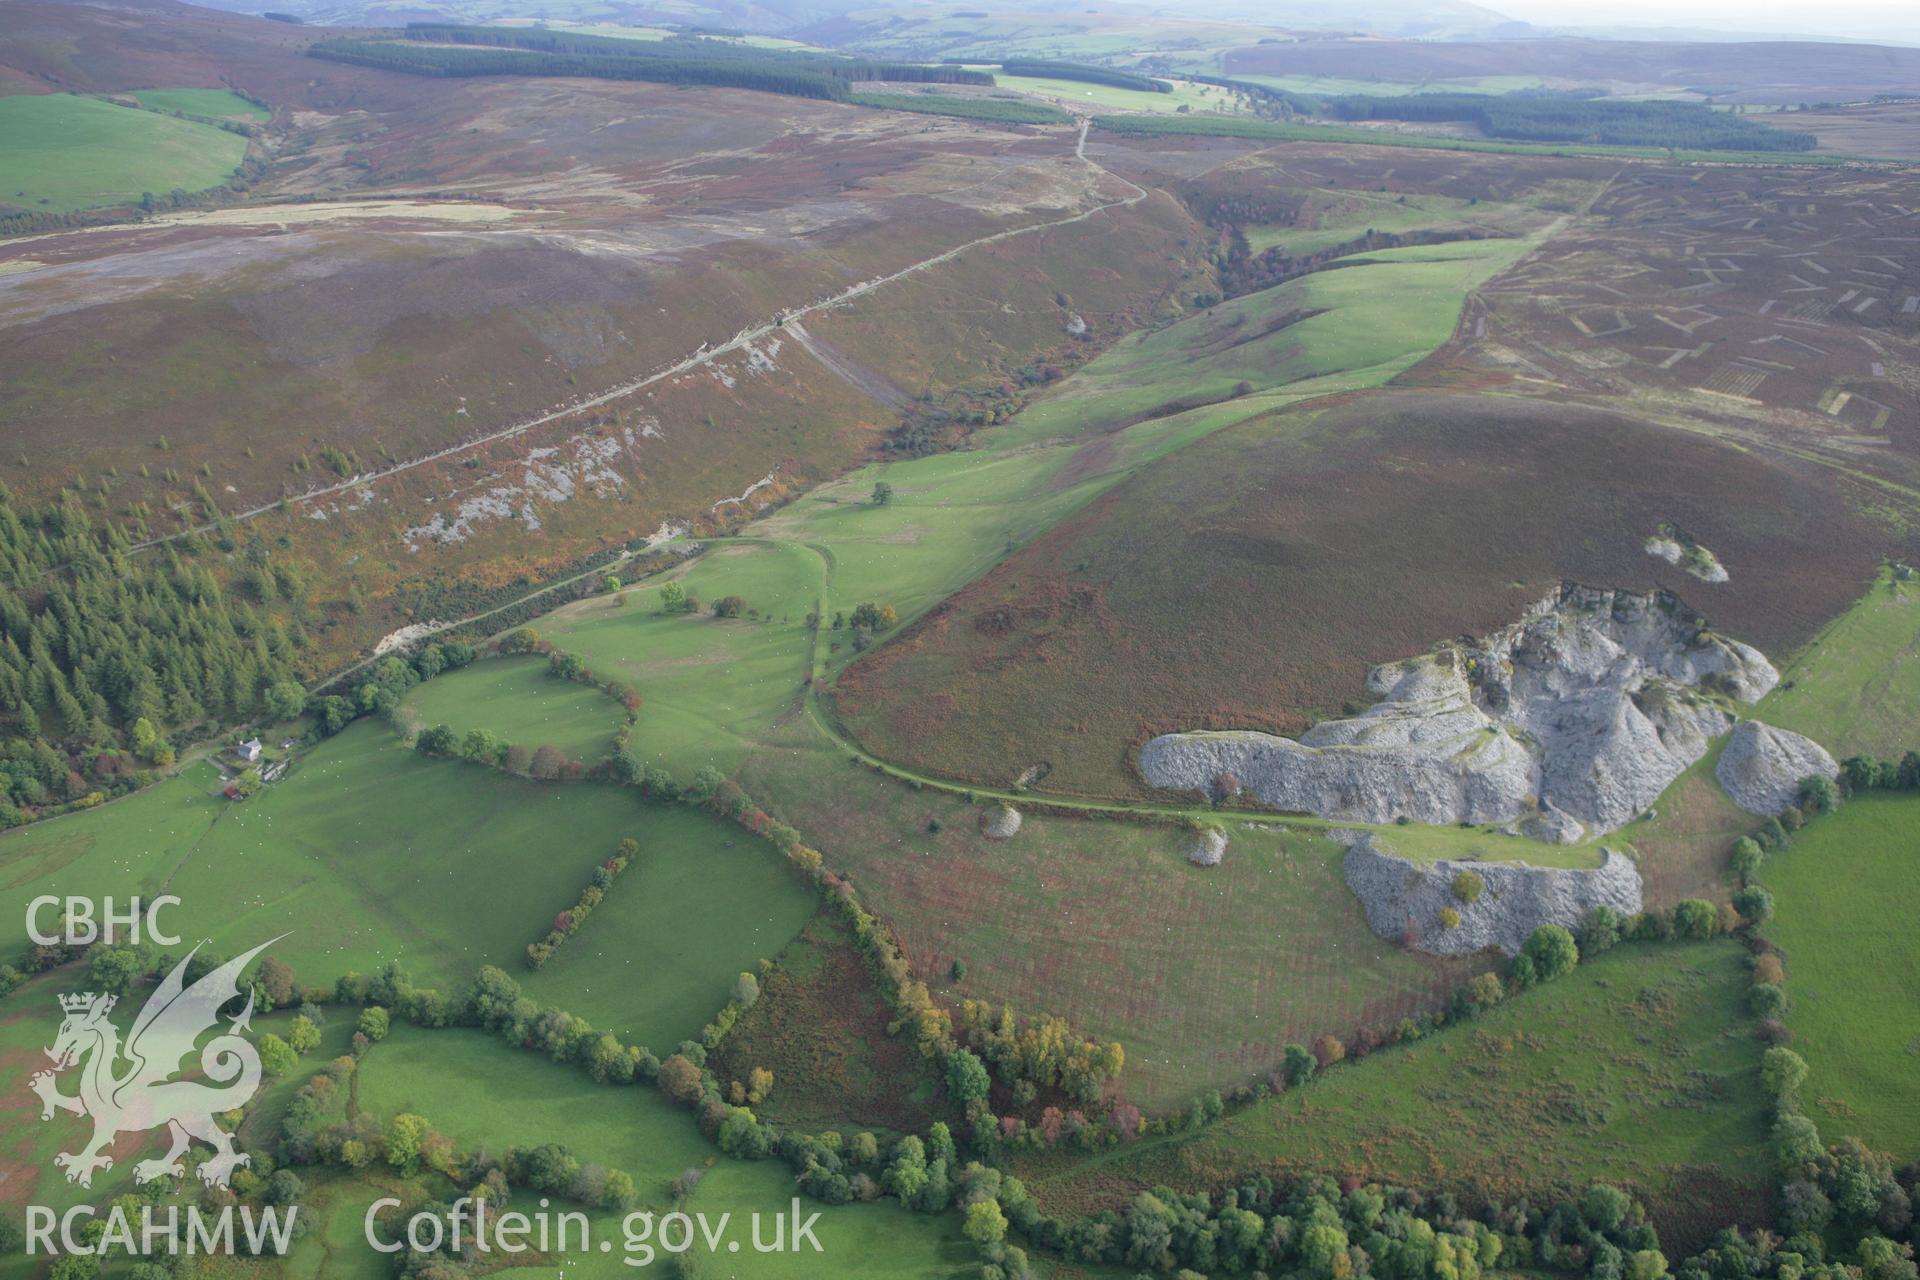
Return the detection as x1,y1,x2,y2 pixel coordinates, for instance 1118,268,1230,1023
1222,35,1920,102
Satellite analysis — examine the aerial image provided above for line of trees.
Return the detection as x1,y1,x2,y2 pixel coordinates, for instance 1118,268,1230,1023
309,26,993,104
525,837,641,969
1324,93,1818,152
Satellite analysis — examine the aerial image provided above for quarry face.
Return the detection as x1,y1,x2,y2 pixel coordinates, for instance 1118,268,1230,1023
1139,585,1780,843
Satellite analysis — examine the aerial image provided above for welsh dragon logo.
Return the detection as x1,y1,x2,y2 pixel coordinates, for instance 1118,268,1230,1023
30,938,280,1189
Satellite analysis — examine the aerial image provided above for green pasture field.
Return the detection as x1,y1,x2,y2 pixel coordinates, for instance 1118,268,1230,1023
822,13,1265,63
1765,794,1920,1157
358,1025,713,1203
992,73,1247,115
1244,187,1548,257
0,93,250,213
131,87,270,119
356,1026,969,1277
1002,239,1534,442
539,541,821,777
517,805,816,1051
1020,941,1770,1233
1756,568,1920,759
400,655,623,763
0,724,810,1037
0,758,225,933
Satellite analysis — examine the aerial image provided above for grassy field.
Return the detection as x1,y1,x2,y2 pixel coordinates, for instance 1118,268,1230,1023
358,1025,715,1203
999,238,1535,441
1756,569,1920,759
0,724,812,1038
357,1026,971,1277
1021,941,1771,1250
992,72,1248,115
131,87,269,119
516,805,816,1051
1764,794,1920,1158
1244,188,1547,257
400,655,623,763
0,92,249,213
540,542,822,777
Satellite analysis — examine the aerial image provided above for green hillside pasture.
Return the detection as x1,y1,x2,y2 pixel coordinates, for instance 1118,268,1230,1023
1244,187,1548,257
1023,942,1770,1243
0,759,224,935
400,655,623,763
131,88,270,120
1756,568,1920,759
357,1027,969,1277
0,93,249,214
1002,238,1535,441
0,726,809,1031
538,542,821,777
0,724,628,985
359,1025,712,1204
518,803,816,1049
1765,794,1920,1157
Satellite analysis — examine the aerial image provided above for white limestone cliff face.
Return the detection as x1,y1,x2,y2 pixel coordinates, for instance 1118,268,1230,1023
1138,585,1778,843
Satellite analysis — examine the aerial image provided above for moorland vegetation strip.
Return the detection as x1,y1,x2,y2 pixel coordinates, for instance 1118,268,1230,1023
107,120,1144,571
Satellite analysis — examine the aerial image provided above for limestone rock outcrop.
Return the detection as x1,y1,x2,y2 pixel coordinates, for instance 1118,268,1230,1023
1186,827,1228,866
1340,831,1644,956
981,804,1023,839
1716,720,1840,816
1139,585,1777,843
